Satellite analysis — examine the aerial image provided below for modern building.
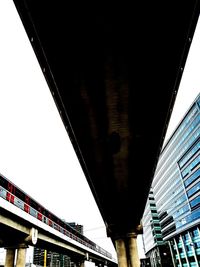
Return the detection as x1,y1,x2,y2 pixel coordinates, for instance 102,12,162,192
142,189,173,267
142,93,200,266
33,248,71,267
33,222,83,267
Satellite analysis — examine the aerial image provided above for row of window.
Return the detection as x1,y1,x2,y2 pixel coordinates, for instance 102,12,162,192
178,139,200,169
154,104,198,178
182,155,200,178
184,169,200,187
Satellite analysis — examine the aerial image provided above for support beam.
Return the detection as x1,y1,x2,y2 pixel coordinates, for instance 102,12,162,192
115,238,128,267
80,261,85,267
16,244,27,267
115,232,140,267
5,248,15,267
127,233,140,267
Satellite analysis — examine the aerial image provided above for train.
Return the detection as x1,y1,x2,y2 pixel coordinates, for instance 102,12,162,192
0,173,112,259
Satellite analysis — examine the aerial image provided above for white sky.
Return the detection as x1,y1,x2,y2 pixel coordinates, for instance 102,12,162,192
0,0,117,259
164,16,200,142
0,0,199,261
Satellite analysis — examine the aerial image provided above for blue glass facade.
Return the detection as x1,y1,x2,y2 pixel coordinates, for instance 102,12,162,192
142,93,200,267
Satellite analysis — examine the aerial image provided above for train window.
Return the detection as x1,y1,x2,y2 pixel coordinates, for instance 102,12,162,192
0,187,7,199
15,187,25,201
42,209,47,216
38,206,43,213
43,216,47,224
53,215,60,226
51,214,57,222
59,220,65,229
48,212,52,219
65,230,70,237
29,207,37,218
8,183,15,194
30,199,38,210
14,197,24,210
25,196,30,204
0,176,8,188
53,223,58,230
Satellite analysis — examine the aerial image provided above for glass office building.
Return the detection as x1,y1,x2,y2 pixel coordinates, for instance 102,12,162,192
142,93,200,267
142,190,173,267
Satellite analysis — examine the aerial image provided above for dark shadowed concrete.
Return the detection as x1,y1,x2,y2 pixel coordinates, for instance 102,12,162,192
12,0,200,243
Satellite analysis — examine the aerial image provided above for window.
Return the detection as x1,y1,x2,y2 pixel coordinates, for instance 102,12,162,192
190,196,200,209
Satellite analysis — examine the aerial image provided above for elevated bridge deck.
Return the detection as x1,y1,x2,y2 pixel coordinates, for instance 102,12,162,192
11,0,200,265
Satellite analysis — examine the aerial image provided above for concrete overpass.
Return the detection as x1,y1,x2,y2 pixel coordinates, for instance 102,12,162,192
12,1,200,266
0,197,116,267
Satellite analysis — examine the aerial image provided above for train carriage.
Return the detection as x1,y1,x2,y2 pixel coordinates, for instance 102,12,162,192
0,173,112,259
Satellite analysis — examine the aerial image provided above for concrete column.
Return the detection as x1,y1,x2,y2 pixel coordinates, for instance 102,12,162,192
115,238,128,267
168,241,176,267
16,245,27,267
5,248,15,267
80,261,85,267
174,238,182,267
127,233,140,267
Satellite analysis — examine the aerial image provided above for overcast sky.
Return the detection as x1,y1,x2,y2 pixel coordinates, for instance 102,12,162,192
0,0,117,258
0,0,199,261
164,16,200,142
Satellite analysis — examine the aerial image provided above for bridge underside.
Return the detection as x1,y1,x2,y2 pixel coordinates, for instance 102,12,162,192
13,1,199,240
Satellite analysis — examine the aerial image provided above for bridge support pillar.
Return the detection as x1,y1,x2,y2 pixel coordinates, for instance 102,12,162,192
73,259,85,267
16,244,27,267
5,248,15,267
80,261,85,267
127,233,140,267
115,238,128,267
115,232,140,267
